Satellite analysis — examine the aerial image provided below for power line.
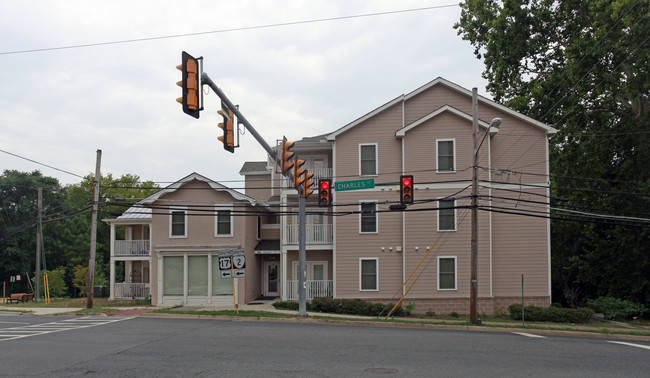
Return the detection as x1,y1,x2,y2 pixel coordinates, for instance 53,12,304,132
0,4,459,56
0,149,86,179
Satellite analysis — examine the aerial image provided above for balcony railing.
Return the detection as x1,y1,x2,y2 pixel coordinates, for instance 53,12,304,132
114,240,150,257
285,224,333,245
114,283,150,300
286,280,333,300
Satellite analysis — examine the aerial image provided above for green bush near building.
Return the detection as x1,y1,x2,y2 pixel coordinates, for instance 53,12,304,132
587,297,647,321
508,304,594,323
273,297,405,317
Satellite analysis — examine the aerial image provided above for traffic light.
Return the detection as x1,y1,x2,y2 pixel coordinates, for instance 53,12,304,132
303,171,315,198
293,159,306,188
400,175,414,204
319,179,332,207
176,51,201,119
281,137,295,174
218,106,235,153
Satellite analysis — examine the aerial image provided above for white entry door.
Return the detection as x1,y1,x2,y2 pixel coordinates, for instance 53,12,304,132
263,261,280,297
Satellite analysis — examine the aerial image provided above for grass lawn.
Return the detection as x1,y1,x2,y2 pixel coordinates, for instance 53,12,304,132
0,297,151,315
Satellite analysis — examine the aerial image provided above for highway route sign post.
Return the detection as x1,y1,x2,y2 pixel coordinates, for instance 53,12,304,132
218,249,245,278
217,248,245,314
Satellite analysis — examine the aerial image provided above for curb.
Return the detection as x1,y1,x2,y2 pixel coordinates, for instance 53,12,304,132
139,312,650,342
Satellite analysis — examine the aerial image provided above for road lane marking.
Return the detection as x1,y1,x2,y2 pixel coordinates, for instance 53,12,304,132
0,317,134,342
607,341,650,351
513,332,546,338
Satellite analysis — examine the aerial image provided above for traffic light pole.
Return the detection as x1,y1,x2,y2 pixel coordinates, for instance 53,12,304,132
298,196,307,316
201,72,309,317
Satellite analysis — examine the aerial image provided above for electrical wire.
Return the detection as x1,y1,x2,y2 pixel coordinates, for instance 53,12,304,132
0,149,86,179
0,4,459,56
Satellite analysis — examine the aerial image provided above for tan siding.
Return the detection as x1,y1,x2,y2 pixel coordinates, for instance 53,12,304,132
334,103,403,183
245,174,271,201
491,187,550,296
404,111,474,183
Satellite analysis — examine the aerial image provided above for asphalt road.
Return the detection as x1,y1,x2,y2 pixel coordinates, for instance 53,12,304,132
1,313,649,377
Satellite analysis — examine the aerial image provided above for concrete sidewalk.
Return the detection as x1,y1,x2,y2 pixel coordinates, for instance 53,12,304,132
0,307,83,315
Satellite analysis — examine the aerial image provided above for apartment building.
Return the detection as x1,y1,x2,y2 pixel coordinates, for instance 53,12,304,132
105,78,556,314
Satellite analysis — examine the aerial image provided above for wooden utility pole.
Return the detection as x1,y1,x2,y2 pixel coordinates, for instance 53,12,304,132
87,149,102,309
470,88,479,324
35,187,42,302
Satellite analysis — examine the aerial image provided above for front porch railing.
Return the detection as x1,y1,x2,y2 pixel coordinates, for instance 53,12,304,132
286,280,333,300
114,240,150,257
285,224,332,245
114,283,150,300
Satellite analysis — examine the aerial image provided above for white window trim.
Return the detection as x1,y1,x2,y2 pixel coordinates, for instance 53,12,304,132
359,257,379,291
437,198,457,232
215,205,234,237
169,206,188,238
437,256,457,291
291,261,329,281
359,143,378,176
436,138,456,173
359,200,378,234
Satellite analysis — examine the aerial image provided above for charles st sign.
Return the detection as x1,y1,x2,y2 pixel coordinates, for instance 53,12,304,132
334,178,374,192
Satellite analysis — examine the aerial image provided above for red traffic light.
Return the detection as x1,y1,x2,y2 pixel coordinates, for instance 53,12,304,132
319,179,332,207
400,175,413,205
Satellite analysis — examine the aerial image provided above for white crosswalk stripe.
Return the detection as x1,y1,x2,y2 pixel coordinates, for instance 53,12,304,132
0,317,133,342
607,341,650,351
513,332,547,338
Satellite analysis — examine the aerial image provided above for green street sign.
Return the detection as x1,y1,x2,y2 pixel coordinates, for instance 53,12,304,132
335,178,375,192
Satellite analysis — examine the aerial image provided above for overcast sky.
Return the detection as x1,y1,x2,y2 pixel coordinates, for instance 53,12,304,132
0,0,488,189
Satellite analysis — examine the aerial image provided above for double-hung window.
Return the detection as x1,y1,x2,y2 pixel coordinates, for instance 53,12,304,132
170,207,187,238
215,206,233,237
438,256,457,290
360,258,378,291
437,199,456,231
360,202,377,233
437,139,455,172
359,144,378,176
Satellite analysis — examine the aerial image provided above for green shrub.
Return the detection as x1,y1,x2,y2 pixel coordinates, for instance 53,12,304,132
508,304,594,323
45,267,68,298
73,265,89,297
404,302,416,316
310,297,405,317
587,297,648,321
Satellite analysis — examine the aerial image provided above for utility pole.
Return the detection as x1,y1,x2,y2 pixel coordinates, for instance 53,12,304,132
87,149,102,309
470,88,479,324
35,187,42,302
201,73,309,317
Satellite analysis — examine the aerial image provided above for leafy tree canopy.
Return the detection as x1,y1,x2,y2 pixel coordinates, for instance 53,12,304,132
455,0,650,306
1,170,159,296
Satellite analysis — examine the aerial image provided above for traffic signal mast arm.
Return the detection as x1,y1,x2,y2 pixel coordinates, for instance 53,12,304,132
201,73,288,174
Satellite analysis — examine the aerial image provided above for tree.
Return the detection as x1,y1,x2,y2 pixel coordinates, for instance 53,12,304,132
48,173,159,294
455,0,650,306
1,170,159,297
0,170,65,291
